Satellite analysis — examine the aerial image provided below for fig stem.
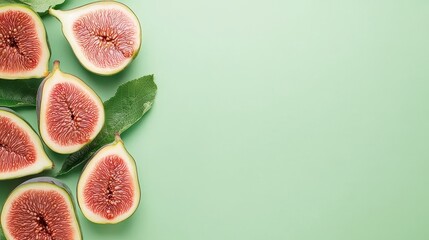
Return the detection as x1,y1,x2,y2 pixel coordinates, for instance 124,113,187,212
115,133,122,143
48,8,64,19
53,60,60,71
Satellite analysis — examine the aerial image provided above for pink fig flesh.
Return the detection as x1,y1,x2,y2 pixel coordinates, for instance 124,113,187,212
0,116,36,172
73,8,138,69
6,190,76,239
0,10,41,74
2,177,82,240
83,155,135,220
46,82,101,146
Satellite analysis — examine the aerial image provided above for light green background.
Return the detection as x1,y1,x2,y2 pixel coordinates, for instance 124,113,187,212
1,0,429,239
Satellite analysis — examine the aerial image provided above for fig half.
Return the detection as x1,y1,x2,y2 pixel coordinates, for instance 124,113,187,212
0,107,53,180
37,60,105,154
1,177,82,240
49,1,142,76
77,135,140,224
0,4,50,80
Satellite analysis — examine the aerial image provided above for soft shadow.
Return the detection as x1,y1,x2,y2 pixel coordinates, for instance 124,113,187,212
83,215,137,237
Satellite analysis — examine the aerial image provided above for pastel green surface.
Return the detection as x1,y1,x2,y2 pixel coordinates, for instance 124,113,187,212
1,0,429,239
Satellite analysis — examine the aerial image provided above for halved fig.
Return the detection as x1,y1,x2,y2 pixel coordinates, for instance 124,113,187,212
1,177,82,240
49,1,142,76
77,135,140,224
0,4,50,80
37,60,105,154
0,107,53,180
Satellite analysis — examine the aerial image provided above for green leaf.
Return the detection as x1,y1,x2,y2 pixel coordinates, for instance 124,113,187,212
0,0,65,13
0,79,41,108
16,0,65,13
0,0,16,3
0,225,4,240
57,75,157,176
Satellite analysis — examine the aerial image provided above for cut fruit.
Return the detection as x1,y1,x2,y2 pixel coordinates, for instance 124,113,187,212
1,177,82,240
37,60,105,154
0,107,53,180
0,4,50,80
77,135,140,224
49,1,142,76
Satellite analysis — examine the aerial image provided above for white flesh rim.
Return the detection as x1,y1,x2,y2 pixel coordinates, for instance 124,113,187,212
0,109,53,180
49,1,141,76
0,5,50,80
38,61,105,154
1,182,82,240
77,138,140,224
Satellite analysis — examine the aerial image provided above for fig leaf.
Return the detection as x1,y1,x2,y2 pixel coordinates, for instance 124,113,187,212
57,75,157,176
0,79,41,108
17,0,65,13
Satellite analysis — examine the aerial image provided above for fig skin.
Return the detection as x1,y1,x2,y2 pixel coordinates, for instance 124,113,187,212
21,177,76,202
49,1,142,76
1,177,83,240
0,4,50,80
36,60,105,154
77,134,141,224
0,107,54,180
